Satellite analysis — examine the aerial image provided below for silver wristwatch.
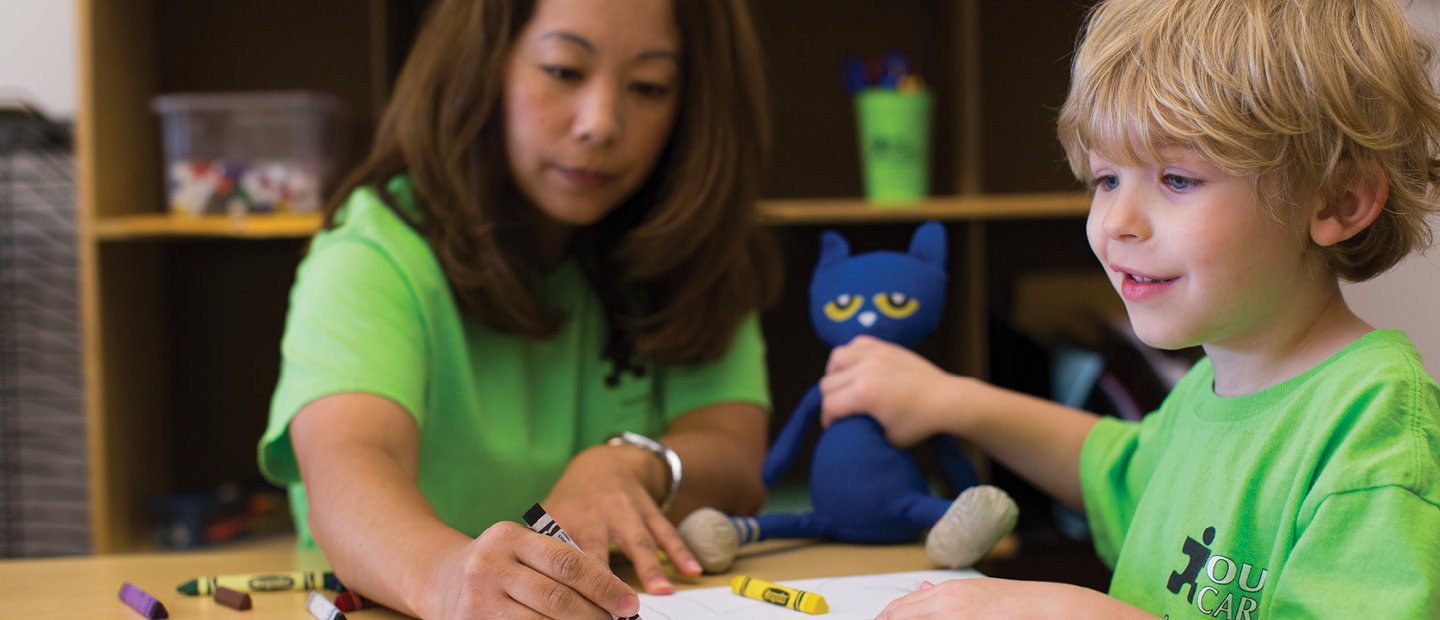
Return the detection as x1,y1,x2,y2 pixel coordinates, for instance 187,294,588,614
604,431,683,511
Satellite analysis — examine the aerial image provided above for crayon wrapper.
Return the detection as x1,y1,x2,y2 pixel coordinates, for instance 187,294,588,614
523,504,640,620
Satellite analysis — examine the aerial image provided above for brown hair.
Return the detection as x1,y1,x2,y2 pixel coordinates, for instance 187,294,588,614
323,0,780,367
1057,0,1440,281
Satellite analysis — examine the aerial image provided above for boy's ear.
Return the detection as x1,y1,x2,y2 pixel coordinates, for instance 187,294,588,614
1310,165,1388,247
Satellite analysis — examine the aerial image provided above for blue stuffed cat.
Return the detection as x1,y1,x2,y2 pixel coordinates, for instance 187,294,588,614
679,221,1018,572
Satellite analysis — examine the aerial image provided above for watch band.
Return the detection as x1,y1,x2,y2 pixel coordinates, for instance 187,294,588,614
604,431,683,511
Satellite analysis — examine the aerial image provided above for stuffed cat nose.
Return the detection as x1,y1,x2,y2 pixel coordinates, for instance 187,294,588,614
858,311,878,328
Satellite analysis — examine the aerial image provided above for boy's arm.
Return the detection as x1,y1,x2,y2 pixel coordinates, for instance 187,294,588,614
945,377,1099,510
821,335,1099,510
878,577,1157,619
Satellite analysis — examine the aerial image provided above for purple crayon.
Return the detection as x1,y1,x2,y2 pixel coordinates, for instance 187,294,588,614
120,582,169,619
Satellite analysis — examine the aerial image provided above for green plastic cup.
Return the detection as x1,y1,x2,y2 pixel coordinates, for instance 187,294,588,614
855,88,932,205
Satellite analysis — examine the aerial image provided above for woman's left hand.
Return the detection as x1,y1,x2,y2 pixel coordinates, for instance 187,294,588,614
542,444,703,594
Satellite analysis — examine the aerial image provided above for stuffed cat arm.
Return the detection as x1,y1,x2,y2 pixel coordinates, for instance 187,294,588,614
761,384,823,485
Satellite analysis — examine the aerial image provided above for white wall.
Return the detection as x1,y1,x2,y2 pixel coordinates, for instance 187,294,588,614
1342,0,1440,382
0,0,77,118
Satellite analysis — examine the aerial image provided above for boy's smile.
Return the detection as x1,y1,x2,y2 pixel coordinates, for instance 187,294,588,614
1114,265,1179,302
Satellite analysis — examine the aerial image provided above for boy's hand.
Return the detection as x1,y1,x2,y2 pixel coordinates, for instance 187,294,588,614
819,335,956,446
878,578,1157,619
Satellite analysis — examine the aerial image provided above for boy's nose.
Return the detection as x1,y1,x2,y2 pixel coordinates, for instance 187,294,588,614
573,85,620,147
1102,188,1149,240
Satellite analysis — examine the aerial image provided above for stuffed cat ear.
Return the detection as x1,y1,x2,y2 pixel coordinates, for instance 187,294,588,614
817,230,852,272
908,220,947,267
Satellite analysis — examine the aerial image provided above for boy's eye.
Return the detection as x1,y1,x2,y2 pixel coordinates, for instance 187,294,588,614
1092,174,1118,191
1162,173,1199,191
542,65,583,81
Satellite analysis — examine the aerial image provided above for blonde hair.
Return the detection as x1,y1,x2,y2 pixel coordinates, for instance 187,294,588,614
1058,0,1440,281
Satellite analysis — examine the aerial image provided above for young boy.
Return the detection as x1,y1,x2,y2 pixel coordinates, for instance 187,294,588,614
823,0,1440,617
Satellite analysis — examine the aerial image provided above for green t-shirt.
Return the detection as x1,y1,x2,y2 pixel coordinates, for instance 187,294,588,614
1081,329,1440,618
258,178,771,547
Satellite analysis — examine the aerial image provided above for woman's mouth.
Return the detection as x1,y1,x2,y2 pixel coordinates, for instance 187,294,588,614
554,166,613,189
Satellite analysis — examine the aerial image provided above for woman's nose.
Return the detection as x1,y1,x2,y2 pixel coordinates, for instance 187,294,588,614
572,83,620,147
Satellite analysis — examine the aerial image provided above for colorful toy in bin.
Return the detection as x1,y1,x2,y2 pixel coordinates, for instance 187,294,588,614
167,159,324,215
152,91,346,216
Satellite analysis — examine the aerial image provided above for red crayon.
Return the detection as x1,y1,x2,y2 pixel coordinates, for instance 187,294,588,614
334,591,378,612
120,582,169,619
215,586,253,610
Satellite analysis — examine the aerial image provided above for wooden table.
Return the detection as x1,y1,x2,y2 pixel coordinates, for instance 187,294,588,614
0,537,937,618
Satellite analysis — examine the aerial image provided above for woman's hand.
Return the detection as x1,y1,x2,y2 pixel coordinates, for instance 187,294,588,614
878,578,1156,620
819,335,963,446
421,521,641,619
542,444,704,594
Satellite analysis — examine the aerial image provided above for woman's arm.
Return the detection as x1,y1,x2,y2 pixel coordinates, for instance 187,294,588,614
291,393,639,619
542,403,768,594
663,402,769,518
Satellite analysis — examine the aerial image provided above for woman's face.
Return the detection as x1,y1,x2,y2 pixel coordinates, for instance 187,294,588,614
503,0,682,233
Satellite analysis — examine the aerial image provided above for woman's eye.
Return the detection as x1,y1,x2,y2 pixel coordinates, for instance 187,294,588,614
1092,174,1118,191
1162,173,1199,191
542,65,582,81
630,82,671,98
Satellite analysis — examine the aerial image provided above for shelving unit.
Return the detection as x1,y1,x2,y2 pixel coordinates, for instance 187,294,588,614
76,0,1102,552
88,192,1091,241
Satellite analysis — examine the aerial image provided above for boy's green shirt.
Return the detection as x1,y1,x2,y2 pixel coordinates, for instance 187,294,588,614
258,177,771,547
1082,329,1440,618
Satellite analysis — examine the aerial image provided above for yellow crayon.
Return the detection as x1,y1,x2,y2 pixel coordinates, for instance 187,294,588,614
730,575,829,615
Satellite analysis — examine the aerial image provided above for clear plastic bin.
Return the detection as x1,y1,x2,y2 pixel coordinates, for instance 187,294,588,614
151,91,347,216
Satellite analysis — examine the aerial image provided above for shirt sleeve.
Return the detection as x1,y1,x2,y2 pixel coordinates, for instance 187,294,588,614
659,312,771,422
257,236,430,486
1080,416,1148,568
1268,485,1440,618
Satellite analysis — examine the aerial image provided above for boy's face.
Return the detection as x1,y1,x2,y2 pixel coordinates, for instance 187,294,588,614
503,0,681,235
1086,148,1323,351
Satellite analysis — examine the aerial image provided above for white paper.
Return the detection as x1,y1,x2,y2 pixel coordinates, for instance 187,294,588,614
637,569,982,619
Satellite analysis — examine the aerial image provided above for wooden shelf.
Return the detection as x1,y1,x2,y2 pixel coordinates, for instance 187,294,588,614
92,212,325,240
759,192,1089,225
89,192,1090,241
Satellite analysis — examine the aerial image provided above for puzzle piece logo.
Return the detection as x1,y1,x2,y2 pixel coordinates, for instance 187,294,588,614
1166,526,1216,603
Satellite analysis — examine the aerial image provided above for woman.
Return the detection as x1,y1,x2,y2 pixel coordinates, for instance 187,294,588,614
257,0,780,616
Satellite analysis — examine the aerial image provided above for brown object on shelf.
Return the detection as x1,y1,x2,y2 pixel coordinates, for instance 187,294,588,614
213,586,252,611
